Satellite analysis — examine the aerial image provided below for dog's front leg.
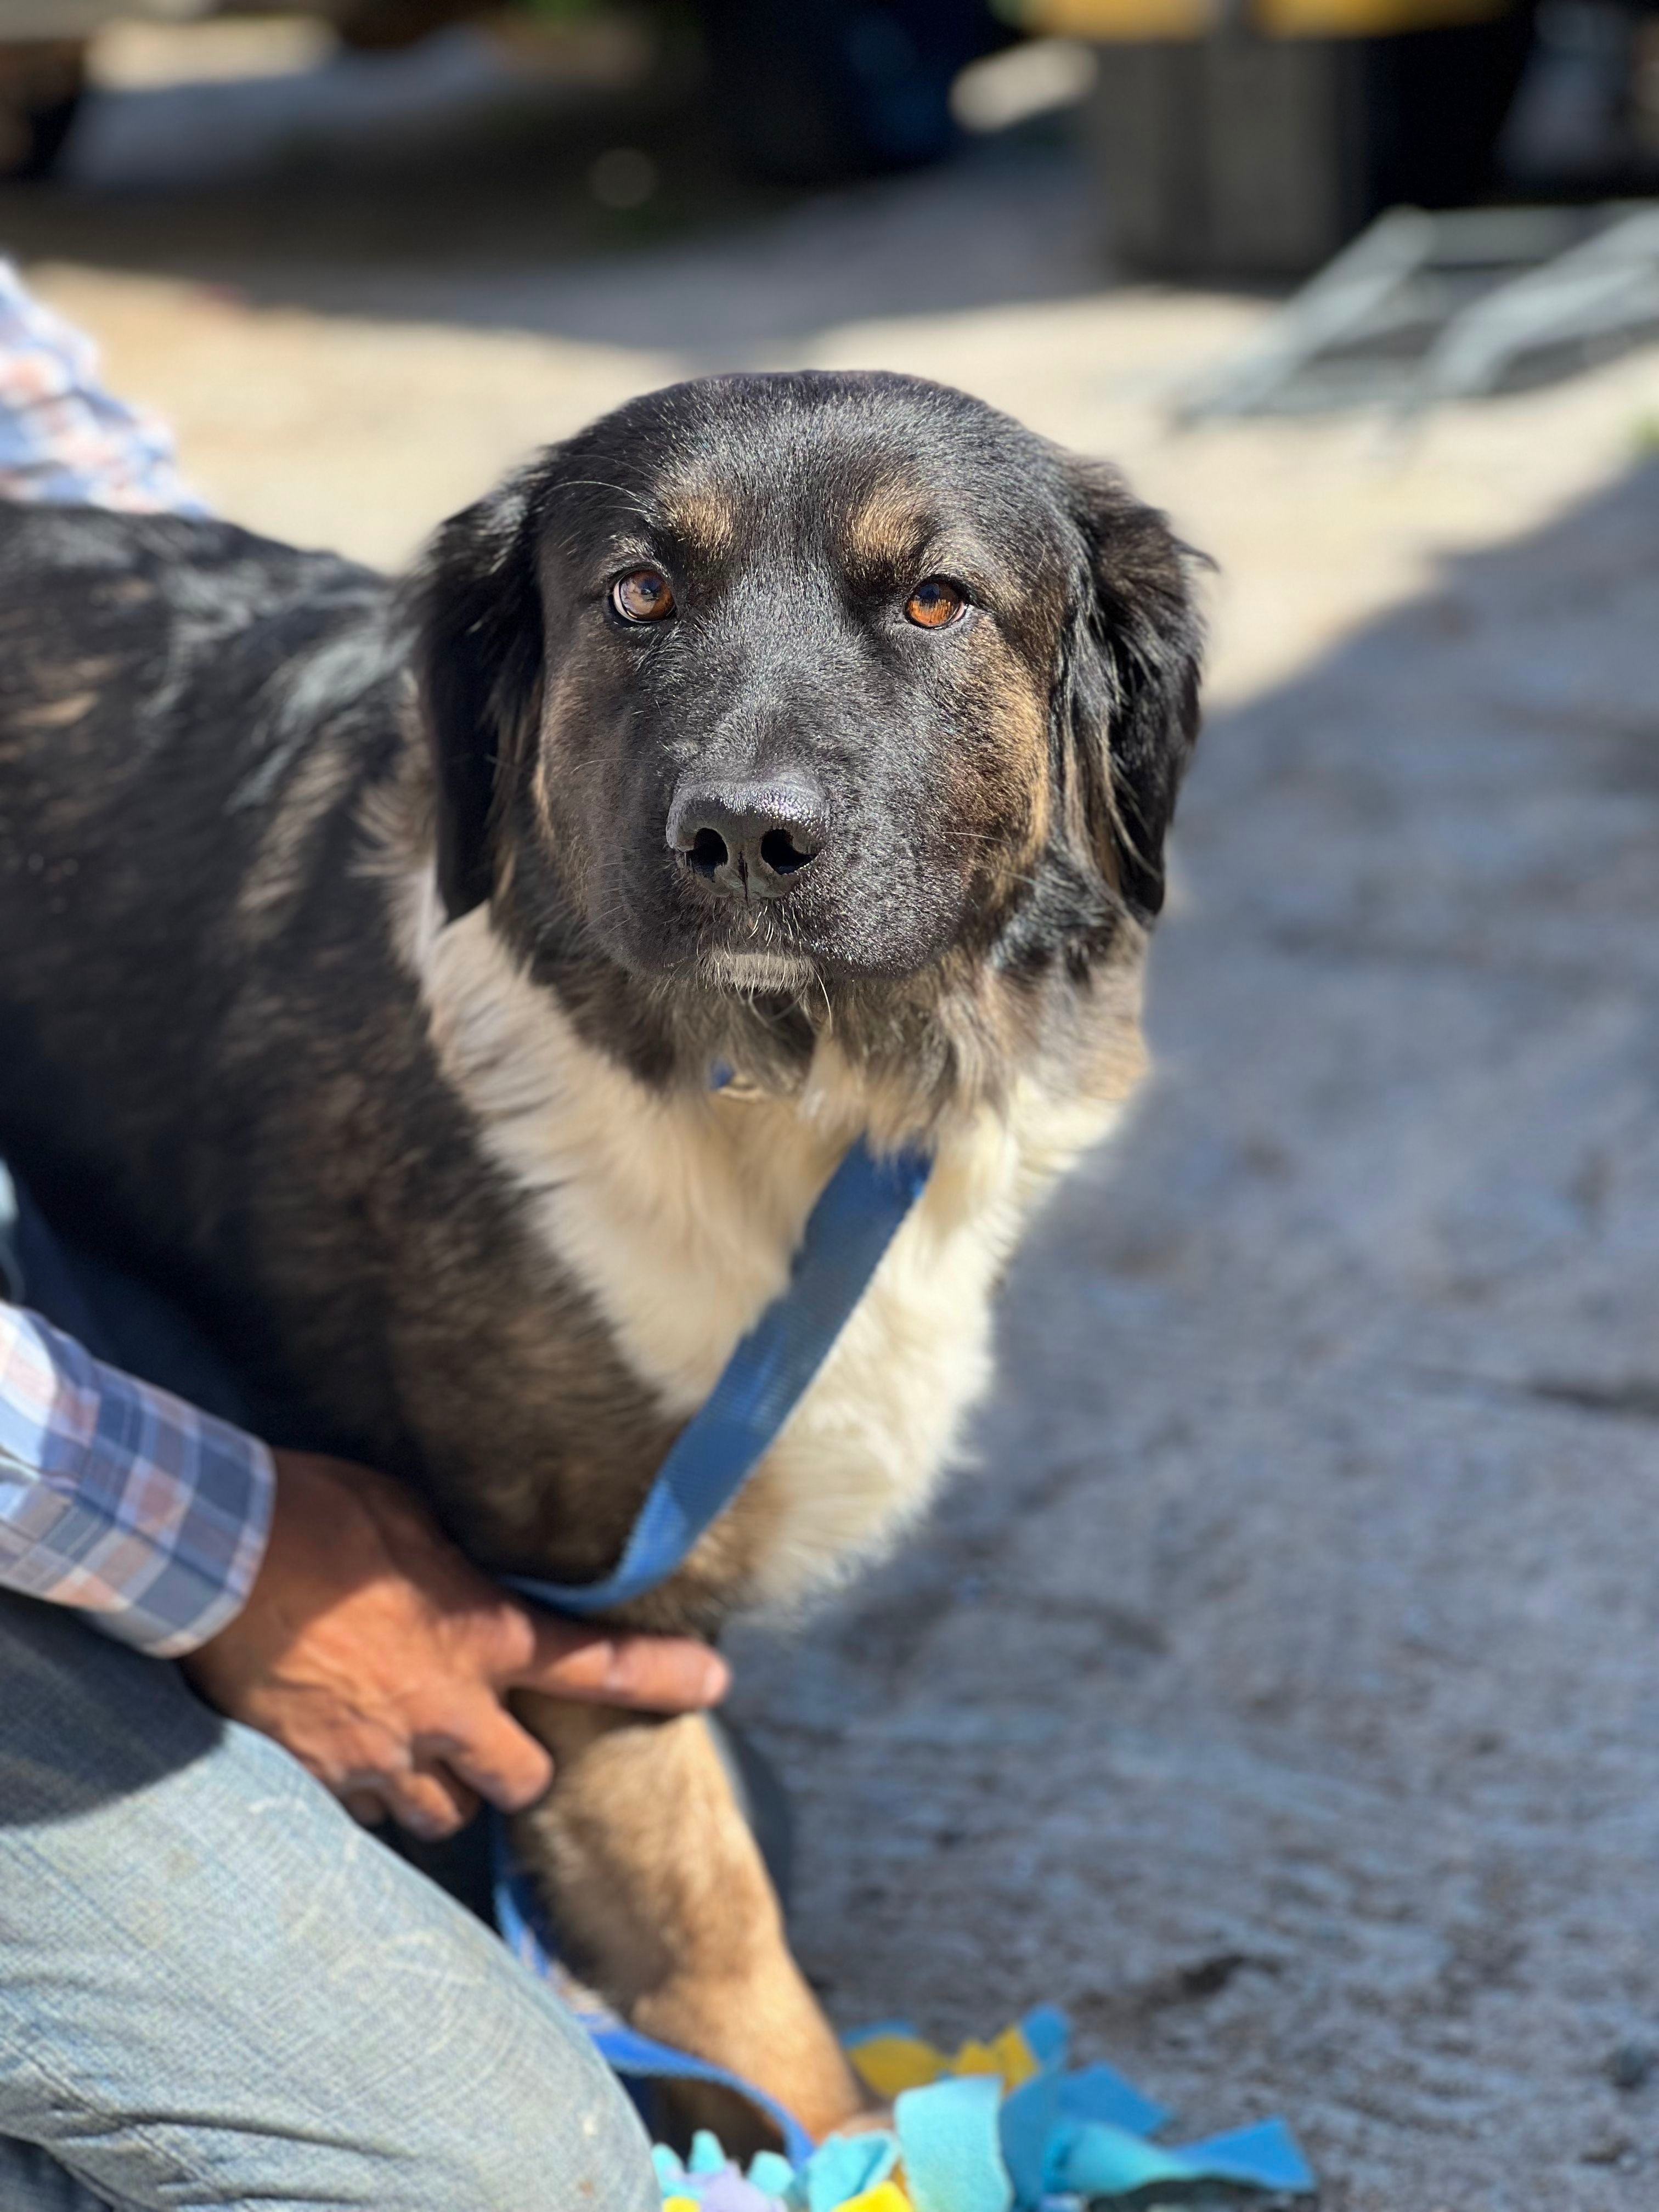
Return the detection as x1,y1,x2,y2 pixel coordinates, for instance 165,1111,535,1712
511,1697,866,2149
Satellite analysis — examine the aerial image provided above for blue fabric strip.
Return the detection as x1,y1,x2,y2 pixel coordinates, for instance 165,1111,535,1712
504,1137,930,1617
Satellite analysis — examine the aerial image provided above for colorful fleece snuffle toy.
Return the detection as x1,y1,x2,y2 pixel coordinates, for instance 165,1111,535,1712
651,2007,1315,2211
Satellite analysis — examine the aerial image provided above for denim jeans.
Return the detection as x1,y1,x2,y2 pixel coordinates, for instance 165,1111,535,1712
0,1172,659,2210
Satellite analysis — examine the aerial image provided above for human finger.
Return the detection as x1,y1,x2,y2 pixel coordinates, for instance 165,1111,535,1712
427,1695,554,1814
511,1618,730,1712
380,1765,479,1840
341,1788,387,1827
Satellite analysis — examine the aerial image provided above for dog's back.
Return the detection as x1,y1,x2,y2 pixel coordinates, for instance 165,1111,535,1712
0,503,395,1049
0,504,424,1450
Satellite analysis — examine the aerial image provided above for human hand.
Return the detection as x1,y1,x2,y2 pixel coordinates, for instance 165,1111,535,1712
181,1449,729,1838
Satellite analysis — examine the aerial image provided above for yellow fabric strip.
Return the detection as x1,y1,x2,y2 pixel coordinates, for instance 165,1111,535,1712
986,2024,1042,2091
848,2035,947,2099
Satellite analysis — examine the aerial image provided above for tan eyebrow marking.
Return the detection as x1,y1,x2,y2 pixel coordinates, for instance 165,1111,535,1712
842,484,935,575
658,484,738,563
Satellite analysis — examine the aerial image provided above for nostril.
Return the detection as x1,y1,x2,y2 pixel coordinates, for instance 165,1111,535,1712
759,827,815,876
668,781,825,898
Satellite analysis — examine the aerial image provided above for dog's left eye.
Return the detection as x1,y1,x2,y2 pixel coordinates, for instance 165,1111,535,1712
905,578,968,629
612,569,676,623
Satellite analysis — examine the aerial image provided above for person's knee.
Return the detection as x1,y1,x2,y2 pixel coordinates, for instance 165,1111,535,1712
469,2112,658,2212
417,2027,658,2211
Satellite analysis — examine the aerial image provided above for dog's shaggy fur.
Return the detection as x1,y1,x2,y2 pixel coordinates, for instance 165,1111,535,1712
0,370,1204,2138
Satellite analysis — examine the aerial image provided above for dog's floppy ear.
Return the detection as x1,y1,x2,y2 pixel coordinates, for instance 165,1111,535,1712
408,469,546,922
1059,460,1206,923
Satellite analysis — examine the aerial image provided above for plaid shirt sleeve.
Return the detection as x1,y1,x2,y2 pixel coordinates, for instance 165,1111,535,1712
0,258,207,515
0,1305,274,1658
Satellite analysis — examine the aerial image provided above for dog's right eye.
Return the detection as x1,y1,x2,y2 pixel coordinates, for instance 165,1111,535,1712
611,569,676,624
904,577,969,629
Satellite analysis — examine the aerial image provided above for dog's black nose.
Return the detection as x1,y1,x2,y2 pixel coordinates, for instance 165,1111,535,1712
667,780,824,902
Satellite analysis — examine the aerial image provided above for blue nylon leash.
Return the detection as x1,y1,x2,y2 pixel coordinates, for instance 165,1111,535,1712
491,1814,820,2168
501,1130,932,1616
492,1113,929,2165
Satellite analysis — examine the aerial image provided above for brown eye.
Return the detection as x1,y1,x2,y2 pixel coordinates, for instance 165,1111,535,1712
612,568,675,623
904,577,967,629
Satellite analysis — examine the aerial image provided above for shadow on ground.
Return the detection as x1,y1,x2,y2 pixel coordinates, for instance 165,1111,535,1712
730,460,1659,2212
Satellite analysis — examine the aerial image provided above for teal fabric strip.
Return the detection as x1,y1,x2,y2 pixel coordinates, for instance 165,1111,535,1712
896,2076,1013,2212
1052,2114,1316,2198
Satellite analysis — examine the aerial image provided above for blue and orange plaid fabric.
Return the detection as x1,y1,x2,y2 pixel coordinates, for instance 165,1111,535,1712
0,258,205,514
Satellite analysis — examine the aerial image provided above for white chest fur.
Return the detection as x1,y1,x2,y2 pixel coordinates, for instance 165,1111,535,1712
402,872,1122,1612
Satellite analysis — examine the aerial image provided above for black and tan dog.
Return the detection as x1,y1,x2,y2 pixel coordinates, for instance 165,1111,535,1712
0,370,1203,2141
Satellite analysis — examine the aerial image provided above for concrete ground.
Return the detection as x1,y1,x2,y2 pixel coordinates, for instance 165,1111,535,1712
7,25,1659,2207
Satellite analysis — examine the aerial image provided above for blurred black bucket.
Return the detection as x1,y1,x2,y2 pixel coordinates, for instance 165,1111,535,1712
1080,7,1538,275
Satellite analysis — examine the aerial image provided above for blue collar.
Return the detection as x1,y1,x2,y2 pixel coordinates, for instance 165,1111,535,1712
503,1087,930,1617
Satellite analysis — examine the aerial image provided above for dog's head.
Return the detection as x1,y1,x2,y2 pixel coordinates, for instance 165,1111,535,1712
409,371,1203,1093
